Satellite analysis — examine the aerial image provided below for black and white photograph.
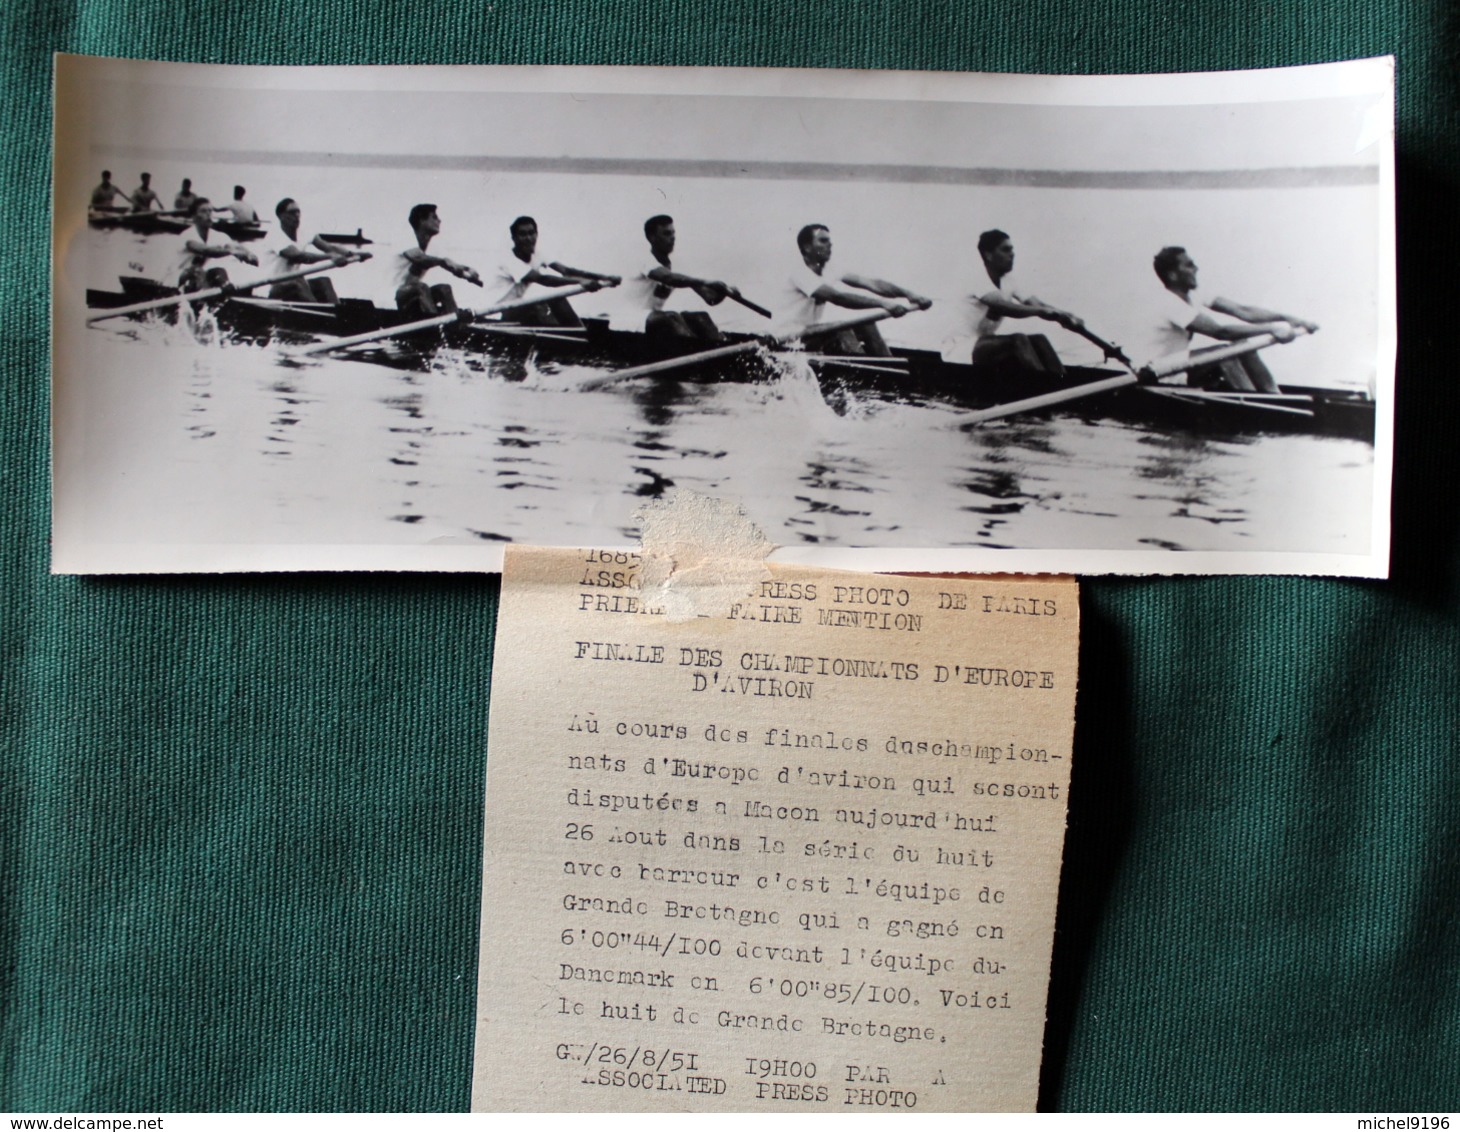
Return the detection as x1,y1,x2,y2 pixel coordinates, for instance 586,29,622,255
52,56,1394,576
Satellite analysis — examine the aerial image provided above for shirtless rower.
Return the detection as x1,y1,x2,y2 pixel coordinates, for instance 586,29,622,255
130,172,161,213
777,224,931,356
621,214,746,344
90,170,132,212
267,198,371,304
493,216,620,327
395,204,481,317
1143,246,1318,392
175,199,258,292
958,229,1085,377
174,178,199,215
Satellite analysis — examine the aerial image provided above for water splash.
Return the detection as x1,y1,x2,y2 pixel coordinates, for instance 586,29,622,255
95,303,283,357
761,348,870,423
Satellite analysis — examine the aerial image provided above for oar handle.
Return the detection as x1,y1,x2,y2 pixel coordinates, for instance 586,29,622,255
86,262,343,324
1070,325,1132,368
728,292,772,319
464,283,596,324
786,305,899,345
1142,326,1311,381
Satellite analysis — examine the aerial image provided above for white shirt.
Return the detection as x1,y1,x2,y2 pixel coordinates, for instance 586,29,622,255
395,247,437,292
774,260,834,337
624,258,674,316
270,229,316,279
939,273,1029,361
613,254,697,330
176,226,224,284
494,250,545,305
229,199,260,224
1138,286,1206,370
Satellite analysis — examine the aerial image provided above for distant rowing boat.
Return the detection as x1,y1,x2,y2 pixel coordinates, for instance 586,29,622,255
87,208,189,235
86,211,299,243
84,276,1376,442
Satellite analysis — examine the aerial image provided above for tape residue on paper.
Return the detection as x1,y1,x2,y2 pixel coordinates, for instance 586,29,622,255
635,490,775,620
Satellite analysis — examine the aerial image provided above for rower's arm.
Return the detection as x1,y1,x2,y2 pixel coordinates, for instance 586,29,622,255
283,241,332,265
187,238,232,259
648,265,717,290
1210,295,1319,333
647,266,733,304
545,260,622,286
811,282,908,315
980,290,1085,329
186,238,258,266
840,272,933,309
404,246,480,283
1190,310,1295,343
310,236,369,261
526,266,593,288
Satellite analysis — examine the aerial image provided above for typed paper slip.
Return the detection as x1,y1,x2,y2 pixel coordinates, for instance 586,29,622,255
472,546,1079,1111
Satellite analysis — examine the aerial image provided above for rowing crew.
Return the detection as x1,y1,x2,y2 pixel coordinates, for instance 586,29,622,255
391,206,933,353
175,197,371,301
156,179,1320,389
392,203,1317,387
91,169,267,227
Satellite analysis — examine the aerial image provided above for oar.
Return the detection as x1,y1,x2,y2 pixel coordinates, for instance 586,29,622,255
965,327,1311,425
580,340,760,391
289,283,596,357
798,307,902,342
1069,325,1132,368
1145,388,1315,417
963,373,1142,424
85,263,341,325
727,292,772,319
1144,327,1310,381
580,306,905,392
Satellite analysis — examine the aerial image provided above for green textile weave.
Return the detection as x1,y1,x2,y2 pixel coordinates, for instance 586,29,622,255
4,0,1458,1113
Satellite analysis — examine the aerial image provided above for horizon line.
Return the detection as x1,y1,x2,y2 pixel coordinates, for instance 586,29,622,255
92,147,1379,190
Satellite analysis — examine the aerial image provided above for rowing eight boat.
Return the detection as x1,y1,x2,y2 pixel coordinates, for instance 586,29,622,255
83,277,1376,442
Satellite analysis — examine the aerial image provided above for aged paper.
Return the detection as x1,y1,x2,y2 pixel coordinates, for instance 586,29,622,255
472,545,1079,1111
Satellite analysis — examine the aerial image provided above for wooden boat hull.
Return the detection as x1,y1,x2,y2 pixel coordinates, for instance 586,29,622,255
84,280,1376,442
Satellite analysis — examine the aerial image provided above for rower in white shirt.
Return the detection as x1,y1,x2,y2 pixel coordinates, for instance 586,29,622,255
493,216,620,327
1139,246,1317,391
175,198,258,292
774,224,931,356
394,203,481,318
615,214,753,344
267,197,371,304
946,229,1086,376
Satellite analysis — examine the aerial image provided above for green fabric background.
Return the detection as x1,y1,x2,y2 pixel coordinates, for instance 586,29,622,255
3,0,1457,1113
